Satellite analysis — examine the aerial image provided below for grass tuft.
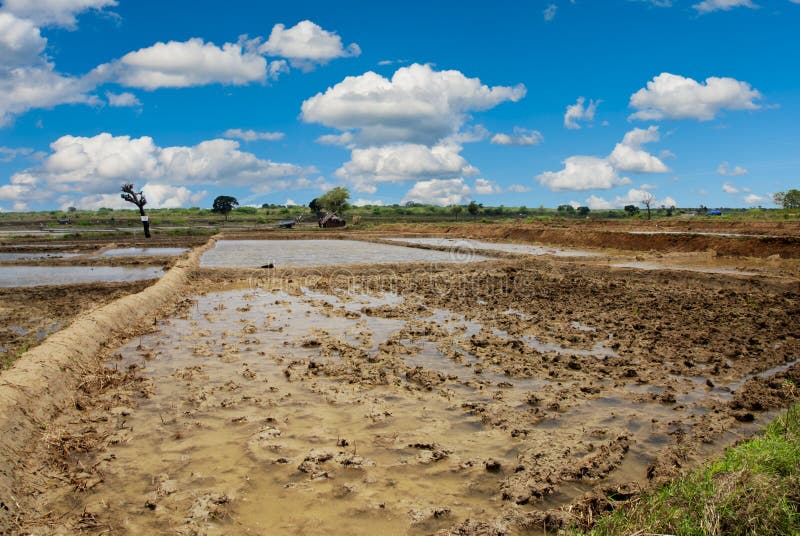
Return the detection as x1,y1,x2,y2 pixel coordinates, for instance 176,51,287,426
579,405,800,536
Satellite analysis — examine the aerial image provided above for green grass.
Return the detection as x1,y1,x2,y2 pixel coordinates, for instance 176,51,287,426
0,205,797,229
580,403,800,536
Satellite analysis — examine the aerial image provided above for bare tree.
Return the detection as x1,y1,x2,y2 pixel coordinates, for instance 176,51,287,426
641,192,655,221
121,183,151,238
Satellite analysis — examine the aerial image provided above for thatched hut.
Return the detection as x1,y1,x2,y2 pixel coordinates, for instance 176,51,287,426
319,213,345,228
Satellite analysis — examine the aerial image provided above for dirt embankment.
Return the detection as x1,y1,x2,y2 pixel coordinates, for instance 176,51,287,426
0,236,217,531
373,223,800,258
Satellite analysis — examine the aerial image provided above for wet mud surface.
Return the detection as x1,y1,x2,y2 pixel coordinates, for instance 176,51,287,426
0,281,152,368
383,237,598,258
15,256,800,534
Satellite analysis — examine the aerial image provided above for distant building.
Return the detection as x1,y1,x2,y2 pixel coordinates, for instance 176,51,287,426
319,213,346,228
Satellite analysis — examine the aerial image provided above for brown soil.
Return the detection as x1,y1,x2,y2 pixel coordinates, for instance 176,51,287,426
4,252,797,534
373,222,800,258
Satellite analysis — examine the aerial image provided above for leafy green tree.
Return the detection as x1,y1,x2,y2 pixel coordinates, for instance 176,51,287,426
774,189,800,209
212,195,239,221
451,205,463,221
557,204,576,215
308,198,322,216
467,200,482,220
624,204,640,216
576,206,590,217
317,187,350,215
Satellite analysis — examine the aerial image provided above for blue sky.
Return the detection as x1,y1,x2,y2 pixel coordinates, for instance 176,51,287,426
0,0,798,211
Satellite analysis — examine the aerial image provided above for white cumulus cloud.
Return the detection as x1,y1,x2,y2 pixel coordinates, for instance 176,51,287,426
693,0,756,13
0,65,99,126
0,0,117,28
141,183,207,208
0,12,46,68
474,178,501,194
104,38,268,89
608,126,669,173
7,132,316,208
0,10,100,126
538,156,631,191
629,72,762,121
0,146,33,162
105,91,141,107
259,20,360,70
223,129,285,142
402,178,472,206
334,142,477,194
744,193,766,204
538,126,668,191
490,127,543,146
316,132,355,146
717,161,747,176
722,182,740,194
301,63,526,145
564,97,599,129
585,188,678,210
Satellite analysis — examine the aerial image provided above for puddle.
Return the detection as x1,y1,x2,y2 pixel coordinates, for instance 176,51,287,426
385,237,598,257
0,252,81,261
490,327,617,358
99,247,188,257
0,265,164,287
571,321,597,333
725,358,800,392
4,323,62,340
200,240,489,268
611,262,758,276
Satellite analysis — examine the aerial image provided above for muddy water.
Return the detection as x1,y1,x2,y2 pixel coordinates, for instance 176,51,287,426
385,237,598,257
0,252,81,261
40,282,789,534
99,247,188,257
200,240,488,268
0,265,164,286
93,289,519,534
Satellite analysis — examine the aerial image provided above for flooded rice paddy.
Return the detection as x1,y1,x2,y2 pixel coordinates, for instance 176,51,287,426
10,231,798,534
38,276,790,534
0,265,164,286
0,252,81,261
98,247,189,257
200,240,488,268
